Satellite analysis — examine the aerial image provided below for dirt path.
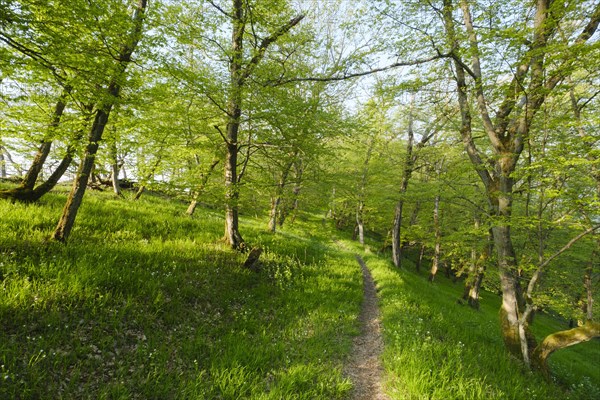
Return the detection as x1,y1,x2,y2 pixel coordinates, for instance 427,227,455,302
344,255,389,400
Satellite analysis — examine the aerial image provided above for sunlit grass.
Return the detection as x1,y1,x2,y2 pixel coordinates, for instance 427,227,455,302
343,239,600,400
0,189,361,399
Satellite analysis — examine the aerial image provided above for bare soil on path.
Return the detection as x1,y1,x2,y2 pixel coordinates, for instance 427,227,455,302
344,254,390,400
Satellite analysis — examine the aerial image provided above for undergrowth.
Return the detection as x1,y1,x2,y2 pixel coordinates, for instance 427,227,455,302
342,240,600,400
0,189,361,399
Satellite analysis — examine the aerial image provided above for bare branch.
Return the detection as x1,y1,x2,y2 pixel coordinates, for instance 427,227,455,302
268,51,453,86
213,125,230,145
207,0,234,19
242,14,305,82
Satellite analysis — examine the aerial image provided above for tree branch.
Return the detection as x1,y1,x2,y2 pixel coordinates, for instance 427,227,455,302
268,50,453,86
242,14,305,83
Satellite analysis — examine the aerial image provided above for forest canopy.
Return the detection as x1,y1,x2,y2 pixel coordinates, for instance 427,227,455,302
1,0,599,391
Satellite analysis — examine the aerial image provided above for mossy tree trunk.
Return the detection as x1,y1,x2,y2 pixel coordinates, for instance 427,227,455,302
532,321,600,380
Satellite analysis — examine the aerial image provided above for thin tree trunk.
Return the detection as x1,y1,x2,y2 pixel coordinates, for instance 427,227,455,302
0,146,6,178
53,0,147,242
392,98,415,268
462,225,491,310
268,160,293,233
134,185,145,200
268,196,281,232
429,194,441,282
282,158,303,226
21,88,69,189
222,0,303,250
391,96,439,267
186,159,219,215
356,134,376,245
584,260,594,321
54,99,117,241
416,243,425,272
109,130,122,196
0,146,22,176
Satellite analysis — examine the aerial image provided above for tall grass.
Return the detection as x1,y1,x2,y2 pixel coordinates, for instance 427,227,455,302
0,189,361,399
344,240,600,400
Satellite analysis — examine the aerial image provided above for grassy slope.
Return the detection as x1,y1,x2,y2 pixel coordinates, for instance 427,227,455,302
1,187,598,399
341,239,600,400
0,188,362,399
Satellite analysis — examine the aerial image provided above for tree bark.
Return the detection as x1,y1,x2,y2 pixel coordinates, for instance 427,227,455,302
391,96,439,267
429,194,441,282
439,0,598,362
281,158,303,226
356,134,376,245
462,227,491,310
0,146,5,178
416,243,425,272
221,0,303,249
186,159,219,216
392,99,415,268
532,321,600,380
268,160,293,233
21,88,69,190
53,0,147,242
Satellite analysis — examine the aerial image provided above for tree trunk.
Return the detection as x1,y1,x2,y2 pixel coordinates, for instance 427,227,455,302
134,185,145,200
187,159,219,216
532,321,600,380
54,103,116,241
282,158,303,226
416,243,425,272
268,160,293,233
109,135,122,196
356,200,365,245
52,0,147,242
462,219,491,309
392,101,415,268
0,146,5,178
429,194,441,282
584,259,594,321
268,196,281,233
222,0,303,250
356,134,376,245
391,200,404,267
21,89,69,189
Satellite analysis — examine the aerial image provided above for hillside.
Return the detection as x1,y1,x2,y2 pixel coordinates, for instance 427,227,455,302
1,188,598,399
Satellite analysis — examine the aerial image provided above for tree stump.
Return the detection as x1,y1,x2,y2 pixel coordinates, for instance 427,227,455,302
243,247,262,272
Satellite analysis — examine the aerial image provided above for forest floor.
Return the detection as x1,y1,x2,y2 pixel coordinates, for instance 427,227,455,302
344,255,389,400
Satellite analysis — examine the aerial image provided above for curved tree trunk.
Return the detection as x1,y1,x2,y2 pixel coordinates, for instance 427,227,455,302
186,159,219,216
532,321,600,380
0,135,80,202
21,89,69,190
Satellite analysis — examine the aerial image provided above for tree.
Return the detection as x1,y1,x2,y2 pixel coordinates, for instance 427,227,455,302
440,0,600,365
53,0,148,242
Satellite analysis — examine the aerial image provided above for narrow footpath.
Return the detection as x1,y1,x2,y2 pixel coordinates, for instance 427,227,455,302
345,255,389,400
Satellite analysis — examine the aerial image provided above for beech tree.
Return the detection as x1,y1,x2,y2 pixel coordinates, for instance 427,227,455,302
438,0,600,366
53,0,149,241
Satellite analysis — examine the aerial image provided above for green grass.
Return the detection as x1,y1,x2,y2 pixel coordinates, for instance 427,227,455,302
1,186,598,399
0,188,361,399
343,240,600,400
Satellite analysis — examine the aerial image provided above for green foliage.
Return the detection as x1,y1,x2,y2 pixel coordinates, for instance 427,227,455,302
343,241,600,400
0,188,361,399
